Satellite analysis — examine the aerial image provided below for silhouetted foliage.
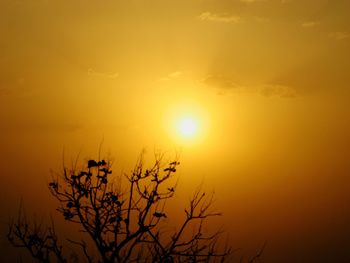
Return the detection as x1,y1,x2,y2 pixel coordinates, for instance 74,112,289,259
8,154,233,262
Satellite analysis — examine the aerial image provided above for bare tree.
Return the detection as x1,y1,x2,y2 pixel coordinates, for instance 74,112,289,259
8,154,232,263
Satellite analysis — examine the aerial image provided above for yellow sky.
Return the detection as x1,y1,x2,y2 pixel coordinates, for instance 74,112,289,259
1,1,350,262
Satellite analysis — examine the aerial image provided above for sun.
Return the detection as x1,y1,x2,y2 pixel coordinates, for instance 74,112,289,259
163,100,210,144
178,117,198,137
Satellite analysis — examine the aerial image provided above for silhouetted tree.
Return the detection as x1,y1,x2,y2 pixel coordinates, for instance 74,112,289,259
8,153,233,263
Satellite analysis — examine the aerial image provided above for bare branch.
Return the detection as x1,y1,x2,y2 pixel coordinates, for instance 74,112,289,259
8,153,235,263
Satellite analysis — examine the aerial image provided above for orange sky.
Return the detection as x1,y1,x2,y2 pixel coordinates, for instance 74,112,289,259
1,1,350,262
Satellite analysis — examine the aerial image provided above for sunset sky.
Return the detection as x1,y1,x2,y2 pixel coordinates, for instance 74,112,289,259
1,0,350,262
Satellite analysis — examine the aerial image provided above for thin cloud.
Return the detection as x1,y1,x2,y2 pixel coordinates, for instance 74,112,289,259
2,122,85,134
259,84,297,98
168,71,182,78
328,32,349,40
254,16,270,23
198,12,241,23
202,75,297,98
158,71,183,82
302,21,320,28
241,0,291,4
87,68,119,79
202,75,241,89
240,0,265,3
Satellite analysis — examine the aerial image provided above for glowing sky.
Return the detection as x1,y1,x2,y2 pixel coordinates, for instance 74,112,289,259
1,1,350,262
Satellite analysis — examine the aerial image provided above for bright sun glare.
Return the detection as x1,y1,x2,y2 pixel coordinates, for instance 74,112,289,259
164,101,209,144
178,117,198,138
